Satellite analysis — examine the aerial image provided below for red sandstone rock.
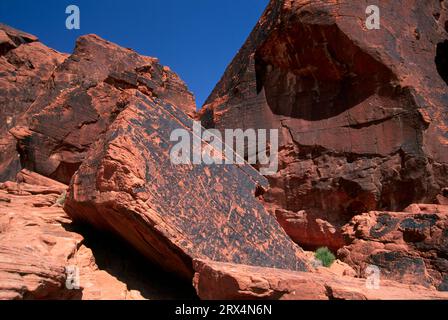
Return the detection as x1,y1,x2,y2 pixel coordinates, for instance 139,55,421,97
0,186,146,300
1,3,447,300
0,24,66,182
339,208,448,291
0,172,193,300
404,203,448,215
64,94,310,280
198,0,448,250
16,169,67,190
193,259,448,300
9,33,195,184
272,207,345,252
0,178,81,299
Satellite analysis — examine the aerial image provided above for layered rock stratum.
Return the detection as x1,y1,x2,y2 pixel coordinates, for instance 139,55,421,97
63,94,310,279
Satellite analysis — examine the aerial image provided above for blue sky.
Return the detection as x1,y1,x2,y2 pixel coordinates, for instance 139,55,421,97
0,0,269,108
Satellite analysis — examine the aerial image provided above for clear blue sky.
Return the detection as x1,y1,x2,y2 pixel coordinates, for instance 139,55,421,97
0,0,269,108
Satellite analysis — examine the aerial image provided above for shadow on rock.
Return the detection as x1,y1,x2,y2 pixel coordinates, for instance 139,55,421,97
65,222,198,300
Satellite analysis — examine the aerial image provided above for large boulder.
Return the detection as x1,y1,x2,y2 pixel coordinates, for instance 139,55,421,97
198,0,448,250
64,93,310,280
193,259,448,300
339,205,448,291
10,33,195,184
0,24,66,182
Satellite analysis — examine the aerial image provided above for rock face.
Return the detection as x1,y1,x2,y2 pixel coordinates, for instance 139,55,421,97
339,205,448,291
9,34,195,184
199,0,448,250
0,24,66,182
64,93,310,280
0,173,80,299
2,1,448,300
193,259,448,300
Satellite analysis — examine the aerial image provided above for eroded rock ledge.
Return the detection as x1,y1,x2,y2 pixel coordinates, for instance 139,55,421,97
199,0,448,254
0,170,196,300
9,33,195,185
193,259,448,300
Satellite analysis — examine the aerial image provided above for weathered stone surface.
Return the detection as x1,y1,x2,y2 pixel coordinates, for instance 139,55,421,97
339,207,448,291
2,4,447,299
199,0,448,250
272,207,345,251
0,169,67,197
16,169,67,191
0,24,66,182
8,32,195,184
0,172,195,300
0,176,80,299
64,93,310,280
193,259,448,300
436,190,448,205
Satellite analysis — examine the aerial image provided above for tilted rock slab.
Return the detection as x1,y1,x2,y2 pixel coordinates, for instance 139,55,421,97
198,0,448,250
193,259,448,300
64,94,310,279
339,205,448,291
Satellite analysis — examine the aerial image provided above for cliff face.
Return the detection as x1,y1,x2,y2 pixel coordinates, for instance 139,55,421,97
199,0,448,251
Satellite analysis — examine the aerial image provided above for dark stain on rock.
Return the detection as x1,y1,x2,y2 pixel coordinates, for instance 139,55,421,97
370,214,399,238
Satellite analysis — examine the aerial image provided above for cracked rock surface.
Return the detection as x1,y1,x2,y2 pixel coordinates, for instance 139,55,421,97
64,94,310,279
9,33,195,184
199,0,448,251
193,259,448,300
0,24,66,182
339,204,448,291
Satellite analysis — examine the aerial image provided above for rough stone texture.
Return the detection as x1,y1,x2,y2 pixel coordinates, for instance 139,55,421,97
193,259,448,300
272,207,345,251
0,172,196,300
64,93,310,280
0,176,81,299
199,0,448,250
15,169,67,191
338,206,448,291
9,32,195,184
0,24,66,182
